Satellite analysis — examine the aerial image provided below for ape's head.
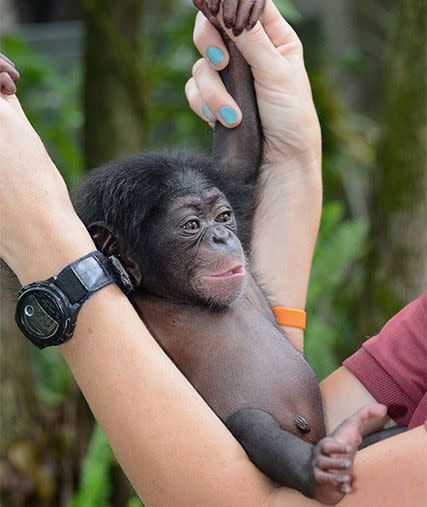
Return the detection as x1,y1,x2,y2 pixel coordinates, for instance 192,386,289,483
72,150,248,309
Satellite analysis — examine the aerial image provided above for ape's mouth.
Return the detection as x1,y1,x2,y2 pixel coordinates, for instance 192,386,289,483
204,264,245,279
194,263,246,308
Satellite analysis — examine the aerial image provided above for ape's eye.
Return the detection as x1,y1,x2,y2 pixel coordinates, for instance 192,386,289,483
182,219,200,231
216,211,232,223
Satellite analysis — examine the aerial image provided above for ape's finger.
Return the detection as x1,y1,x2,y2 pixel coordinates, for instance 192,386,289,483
193,11,230,70
207,0,221,15
191,58,242,128
234,0,255,36
0,72,17,95
318,438,352,456
0,52,16,67
0,57,20,82
247,0,265,29
315,455,352,472
222,0,238,29
313,469,351,489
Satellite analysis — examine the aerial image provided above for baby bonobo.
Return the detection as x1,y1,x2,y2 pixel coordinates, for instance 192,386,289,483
0,3,386,504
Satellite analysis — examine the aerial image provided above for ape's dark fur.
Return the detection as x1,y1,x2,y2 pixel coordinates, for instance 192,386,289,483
72,149,256,263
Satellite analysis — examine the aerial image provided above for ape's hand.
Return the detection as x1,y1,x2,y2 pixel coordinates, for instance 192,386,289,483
188,0,321,167
194,0,266,37
311,404,387,505
0,53,20,95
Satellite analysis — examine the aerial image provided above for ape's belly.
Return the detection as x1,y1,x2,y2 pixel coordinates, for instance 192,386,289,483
137,288,326,444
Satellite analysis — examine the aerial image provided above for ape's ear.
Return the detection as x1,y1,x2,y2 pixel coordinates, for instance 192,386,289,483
87,221,143,288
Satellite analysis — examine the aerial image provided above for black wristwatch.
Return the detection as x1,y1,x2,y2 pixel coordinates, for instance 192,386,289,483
15,251,133,349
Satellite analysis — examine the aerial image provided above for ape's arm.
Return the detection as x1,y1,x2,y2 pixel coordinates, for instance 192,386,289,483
213,36,263,184
193,1,264,184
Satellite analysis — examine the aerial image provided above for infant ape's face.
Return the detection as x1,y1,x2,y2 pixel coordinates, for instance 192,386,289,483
146,187,246,309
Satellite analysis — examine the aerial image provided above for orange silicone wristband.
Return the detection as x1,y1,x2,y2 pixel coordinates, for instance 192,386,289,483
272,306,307,330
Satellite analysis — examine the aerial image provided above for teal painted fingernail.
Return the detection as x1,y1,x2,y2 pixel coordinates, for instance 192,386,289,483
219,106,238,126
202,104,216,122
207,47,225,66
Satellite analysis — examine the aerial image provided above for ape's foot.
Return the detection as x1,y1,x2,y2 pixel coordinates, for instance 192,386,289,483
0,53,19,95
312,404,387,505
194,0,266,37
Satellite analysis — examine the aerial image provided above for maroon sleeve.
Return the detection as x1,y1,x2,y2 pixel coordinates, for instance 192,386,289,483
343,293,427,428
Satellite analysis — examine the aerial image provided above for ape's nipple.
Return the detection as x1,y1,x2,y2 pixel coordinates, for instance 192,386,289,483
294,414,311,434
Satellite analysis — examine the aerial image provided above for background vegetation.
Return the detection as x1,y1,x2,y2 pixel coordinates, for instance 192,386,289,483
0,0,425,505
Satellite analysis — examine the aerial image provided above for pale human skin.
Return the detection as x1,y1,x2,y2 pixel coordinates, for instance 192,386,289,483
0,1,425,505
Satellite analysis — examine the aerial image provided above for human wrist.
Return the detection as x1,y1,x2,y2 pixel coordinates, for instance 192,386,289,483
262,144,322,178
11,213,96,286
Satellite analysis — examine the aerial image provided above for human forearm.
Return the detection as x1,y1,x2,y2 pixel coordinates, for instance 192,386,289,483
253,152,322,308
251,154,322,350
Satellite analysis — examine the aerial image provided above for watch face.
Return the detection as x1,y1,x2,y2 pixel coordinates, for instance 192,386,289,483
16,284,73,348
21,293,59,338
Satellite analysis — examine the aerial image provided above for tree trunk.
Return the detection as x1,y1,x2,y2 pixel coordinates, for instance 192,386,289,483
83,0,147,168
0,271,37,455
363,0,427,333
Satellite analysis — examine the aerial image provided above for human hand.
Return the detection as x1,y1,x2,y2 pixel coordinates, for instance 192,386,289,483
187,0,321,168
0,63,94,284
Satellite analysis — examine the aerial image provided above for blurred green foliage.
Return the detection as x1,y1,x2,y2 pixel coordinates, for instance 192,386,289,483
305,201,368,378
68,425,114,507
1,0,380,504
0,35,83,186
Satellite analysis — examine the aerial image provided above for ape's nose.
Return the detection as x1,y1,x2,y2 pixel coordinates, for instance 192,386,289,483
206,225,235,249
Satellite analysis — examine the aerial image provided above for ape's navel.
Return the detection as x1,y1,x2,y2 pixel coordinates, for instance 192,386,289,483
294,414,311,434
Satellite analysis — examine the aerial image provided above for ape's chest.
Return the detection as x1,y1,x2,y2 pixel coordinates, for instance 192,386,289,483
135,285,325,442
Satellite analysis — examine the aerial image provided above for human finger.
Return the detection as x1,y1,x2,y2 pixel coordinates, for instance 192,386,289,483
191,58,242,128
193,11,230,70
260,0,303,58
219,0,303,70
221,18,280,73
185,77,216,127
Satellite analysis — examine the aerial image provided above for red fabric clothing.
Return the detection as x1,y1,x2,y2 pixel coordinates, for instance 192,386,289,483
343,292,427,429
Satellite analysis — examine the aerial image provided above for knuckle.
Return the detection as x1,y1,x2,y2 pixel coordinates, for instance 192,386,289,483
223,13,234,25
248,23,265,42
192,58,206,78
202,87,217,105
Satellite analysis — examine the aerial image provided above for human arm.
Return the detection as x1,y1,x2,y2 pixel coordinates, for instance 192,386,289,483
185,1,322,351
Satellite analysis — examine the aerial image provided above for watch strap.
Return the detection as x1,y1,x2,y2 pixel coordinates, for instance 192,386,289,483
50,251,130,305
